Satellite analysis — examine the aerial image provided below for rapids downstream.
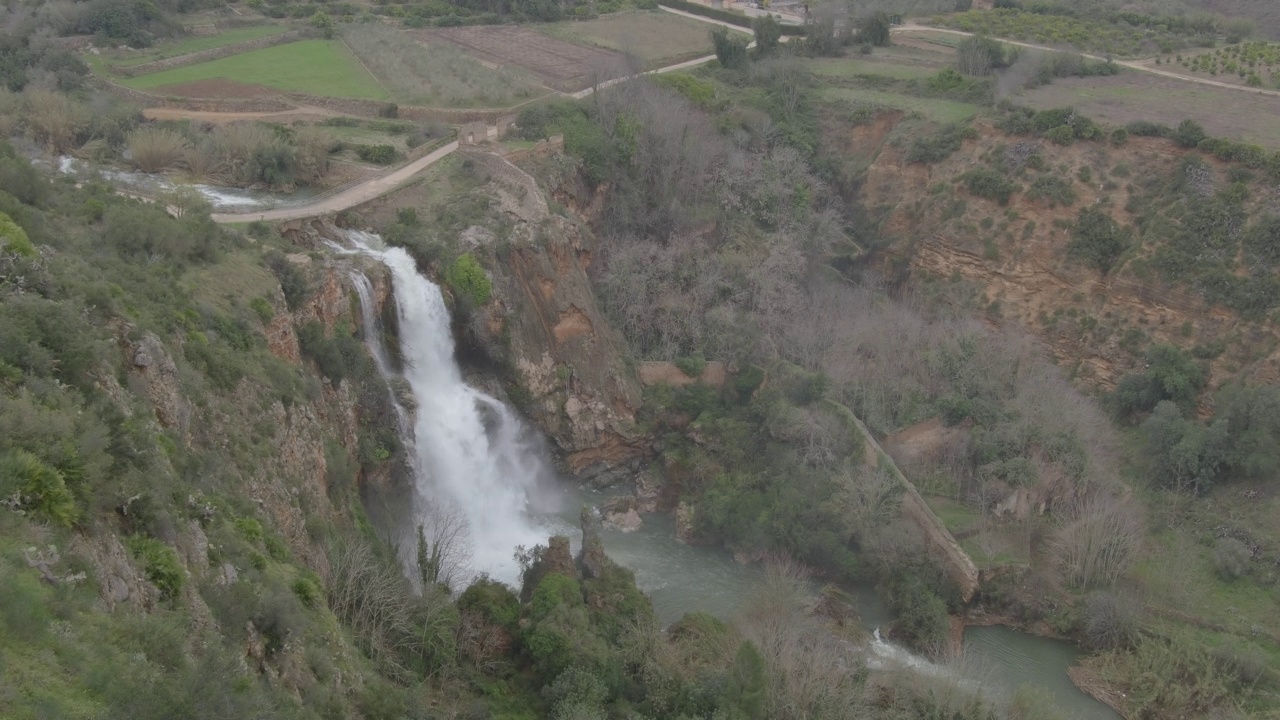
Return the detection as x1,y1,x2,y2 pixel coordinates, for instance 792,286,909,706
334,229,1120,720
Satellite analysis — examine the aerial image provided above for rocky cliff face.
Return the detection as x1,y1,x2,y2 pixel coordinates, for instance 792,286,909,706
857,115,1280,392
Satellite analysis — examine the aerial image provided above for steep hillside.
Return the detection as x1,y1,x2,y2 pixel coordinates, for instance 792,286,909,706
854,112,1280,395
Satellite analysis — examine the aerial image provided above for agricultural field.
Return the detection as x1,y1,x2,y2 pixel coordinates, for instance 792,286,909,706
341,24,547,108
414,25,625,92
103,24,288,68
1018,72,1280,150
932,8,1198,58
821,86,979,123
540,10,715,67
810,55,948,81
1145,42,1280,89
120,40,388,100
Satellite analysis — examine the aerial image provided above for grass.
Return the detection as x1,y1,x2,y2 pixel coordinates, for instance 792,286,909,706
541,10,714,66
111,25,289,67
185,250,281,316
1018,73,1280,150
821,86,979,123
121,40,388,100
924,495,981,533
340,24,544,108
810,57,941,81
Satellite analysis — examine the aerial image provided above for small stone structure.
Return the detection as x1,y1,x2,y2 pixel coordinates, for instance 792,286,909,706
458,120,490,145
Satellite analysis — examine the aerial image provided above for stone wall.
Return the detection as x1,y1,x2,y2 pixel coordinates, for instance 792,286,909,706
855,416,981,602
114,30,308,77
458,120,489,145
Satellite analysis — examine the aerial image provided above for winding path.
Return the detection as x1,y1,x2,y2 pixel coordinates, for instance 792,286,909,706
210,141,458,223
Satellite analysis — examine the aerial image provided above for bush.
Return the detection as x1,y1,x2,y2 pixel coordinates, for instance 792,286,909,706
885,576,950,652
128,536,184,600
1109,127,1128,146
1126,120,1171,138
127,126,189,173
0,211,34,257
297,321,346,384
956,34,1008,76
355,144,397,165
1068,207,1129,272
674,352,708,379
1084,591,1139,648
445,253,491,307
1043,124,1075,145
458,577,520,628
961,166,1018,204
1173,119,1207,148
0,450,79,527
1212,537,1250,580
1026,175,1076,207
906,124,967,164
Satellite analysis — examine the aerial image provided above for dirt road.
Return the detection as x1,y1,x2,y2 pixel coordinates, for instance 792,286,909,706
210,141,459,223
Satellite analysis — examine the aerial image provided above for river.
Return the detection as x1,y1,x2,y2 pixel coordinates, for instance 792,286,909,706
338,229,1118,720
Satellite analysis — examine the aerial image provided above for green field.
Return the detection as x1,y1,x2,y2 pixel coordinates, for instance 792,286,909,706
822,86,979,123
122,40,388,100
113,25,288,67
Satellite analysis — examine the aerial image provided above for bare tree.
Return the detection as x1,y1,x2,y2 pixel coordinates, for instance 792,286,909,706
414,500,473,593
1050,492,1143,589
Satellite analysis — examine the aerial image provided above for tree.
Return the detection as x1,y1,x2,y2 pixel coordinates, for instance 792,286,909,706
856,12,891,47
1051,493,1142,589
711,27,749,70
956,35,1008,76
752,15,781,57
310,11,336,39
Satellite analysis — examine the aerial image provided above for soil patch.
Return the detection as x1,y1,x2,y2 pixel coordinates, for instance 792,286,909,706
152,78,281,98
416,26,623,91
1018,72,1280,150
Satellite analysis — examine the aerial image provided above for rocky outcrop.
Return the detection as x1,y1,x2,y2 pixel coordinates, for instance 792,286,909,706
600,495,643,533
577,506,608,579
127,331,192,440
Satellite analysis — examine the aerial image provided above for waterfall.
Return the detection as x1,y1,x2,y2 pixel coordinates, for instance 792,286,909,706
347,271,411,440
336,230,560,585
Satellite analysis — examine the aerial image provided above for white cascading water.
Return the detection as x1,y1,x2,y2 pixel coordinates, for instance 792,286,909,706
335,230,559,585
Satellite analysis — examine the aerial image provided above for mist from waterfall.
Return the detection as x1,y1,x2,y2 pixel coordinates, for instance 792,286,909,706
337,230,561,585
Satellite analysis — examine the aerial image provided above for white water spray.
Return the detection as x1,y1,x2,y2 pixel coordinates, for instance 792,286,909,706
337,230,558,585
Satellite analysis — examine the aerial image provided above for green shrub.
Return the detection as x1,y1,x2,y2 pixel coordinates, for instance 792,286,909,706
459,577,520,628
529,573,582,622
1173,119,1207,148
445,253,492,306
961,166,1018,204
0,450,78,527
906,124,967,164
292,574,323,609
0,211,34,257
1043,124,1075,145
885,576,950,652
711,27,749,70
356,144,398,165
128,536,185,600
297,321,347,383
1068,207,1130,272
674,352,708,379
1026,175,1076,207
249,297,274,324
1109,127,1128,146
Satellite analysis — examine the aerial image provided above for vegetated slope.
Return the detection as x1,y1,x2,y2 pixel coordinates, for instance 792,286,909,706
856,111,1280,394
